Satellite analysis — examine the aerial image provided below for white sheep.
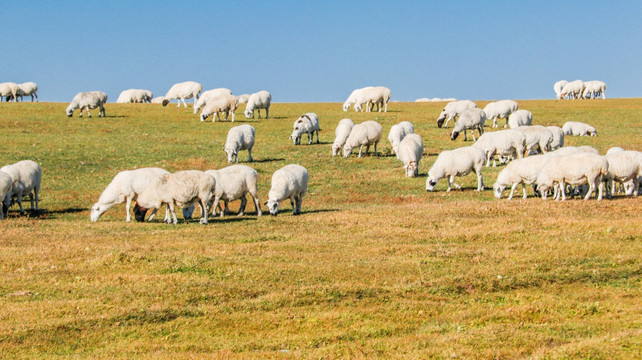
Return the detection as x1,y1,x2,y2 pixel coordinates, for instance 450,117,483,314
507,109,533,129
224,124,255,163
0,82,19,102
1,160,41,215
605,150,642,196
0,171,12,219
199,94,238,122
483,100,518,128
554,80,568,99
473,129,526,167
562,121,597,136
66,91,107,117
90,167,169,222
290,113,320,145
582,80,607,99
547,126,565,150
560,80,585,100
332,118,355,156
353,86,391,112
237,94,250,104
436,100,478,128
388,121,414,155
16,82,38,102
162,81,202,107
244,90,271,119
151,96,165,104
116,89,152,103
397,134,423,177
343,87,373,111
493,154,553,199
425,146,486,192
536,152,609,200
343,121,383,158
450,108,486,141
515,125,554,155
606,146,625,155
265,164,308,216
193,88,233,114
203,165,262,217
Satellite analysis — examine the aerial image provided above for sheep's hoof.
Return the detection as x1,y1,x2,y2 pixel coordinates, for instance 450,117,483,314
199,219,208,225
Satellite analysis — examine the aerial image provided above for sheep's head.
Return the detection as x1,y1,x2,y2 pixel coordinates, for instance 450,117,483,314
244,109,253,119
331,143,342,156
342,144,353,158
589,129,597,136
224,147,237,163
493,183,505,199
182,206,195,220
264,199,280,216
162,99,170,107
342,103,350,111
354,103,362,112
405,161,418,178
65,106,74,117
133,204,148,222
436,111,447,128
450,130,460,140
425,176,438,191
90,203,103,222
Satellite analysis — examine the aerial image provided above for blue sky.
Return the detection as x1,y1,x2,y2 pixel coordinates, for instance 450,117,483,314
2,1,641,102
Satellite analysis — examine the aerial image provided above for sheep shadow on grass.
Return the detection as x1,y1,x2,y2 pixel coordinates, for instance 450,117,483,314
14,207,87,220
251,158,286,163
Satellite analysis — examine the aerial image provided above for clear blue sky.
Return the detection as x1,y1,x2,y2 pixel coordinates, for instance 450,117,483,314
2,1,641,102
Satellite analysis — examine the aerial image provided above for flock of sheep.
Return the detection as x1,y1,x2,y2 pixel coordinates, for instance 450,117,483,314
554,80,607,100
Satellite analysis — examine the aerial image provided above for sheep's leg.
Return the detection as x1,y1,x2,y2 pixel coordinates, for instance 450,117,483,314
316,130,319,144
597,179,604,201
125,196,133,222
476,172,483,191
522,183,528,199
560,181,567,201
231,111,235,123
374,142,378,156
199,199,209,224
365,145,370,156
443,116,452,128
148,208,159,222
492,117,497,128
258,109,262,119
585,181,595,201
238,196,247,216
265,107,269,119
307,132,312,145
247,147,253,162
295,194,303,215
508,183,518,200
168,203,177,224
358,145,364,158
290,195,296,214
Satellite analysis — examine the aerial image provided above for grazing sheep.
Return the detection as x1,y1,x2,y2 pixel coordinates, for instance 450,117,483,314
397,134,424,178
200,94,238,122
493,154,552,199
514,125,554,155
436,100,478,128
90,167,169,222
507,109,533,129
116,89,152,103
560,80,585,100
483,100,518,128
237,94,250,104
343,87,373,111
562,121,597,136
388,121,414,155
290,113,320,145
536,152,608,200
554,80,568,99
1,160,41,215
473,129,526,167
425,146,486,192
265,164,308,216
162,81,202,107
332,118,355,156
451,108,486,141
343,121,383,158
244,90,271,119
151,96,165,104
193,88,233,114
66,91,107,117
224,124,255,163
582,80,607,99
353,86,392,112
0,171,12,219
203,165,261,217
134,170,215,225
0,82,19,102
605,150,642,196
16,82,38,102
547,126,565,150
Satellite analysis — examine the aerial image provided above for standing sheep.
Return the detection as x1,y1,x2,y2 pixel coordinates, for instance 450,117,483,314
332,118,355,156
425,146,486,192
343,87,373,111
343,121,383,158
560,80,585,100
224,124,255,163
451,108,486,141
193,88,233,113
436,100,478,128
473,129,526,167
0,82,19,102
605,150,642,197
493,154,552,200
388,121,414,156
265,164,308,216
204,165,262,217
536,152,608,201
547,126,565,150
397,134,424,178
290,113,320,145
507,109,533,129
0,171,12,219
66,91,107,117
200,94,239,122
582,80,607,99
514,125,554,155
554,80,568,99
562,121,597,136
116,89,153,103
1,160,41,215
244,90,272,119
353,86,391,112
16,82,38,102
483,100,518,128
237,94,250,104
162,81,202,107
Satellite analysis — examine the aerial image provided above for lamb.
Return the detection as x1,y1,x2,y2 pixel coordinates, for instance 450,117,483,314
0,82,19,102
388,121,414,155
16,82,38,102
536,152,608,200
397,134,423,177
66,91,107,117
199,94,238,122
560,80,585,100
547,126,565,150
483,100,518,128
425,146,486,192
436,100,478,128
507,109,533,129
237,94,250,104
353,86,392,112
343,87,373,111
451,108,486,141
224,124,255,163
514,125,554,155
244,90,271,119
193,88,233,113
605,150,642,196
1,160,41,215
582,80,607,99
343,121,383,158
562,121,597,136
90,167,170,222
290,113,320,145
264,164,308,216
332,118,355,156
493,154,553,199
203,165,262,217
161,81,202,107
554,80,568,99
473,129,526,167
133,170,216,225
116,89,153,103
0,171,12,219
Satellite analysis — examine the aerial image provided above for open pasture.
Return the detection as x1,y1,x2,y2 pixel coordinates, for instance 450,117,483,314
0,99,641,358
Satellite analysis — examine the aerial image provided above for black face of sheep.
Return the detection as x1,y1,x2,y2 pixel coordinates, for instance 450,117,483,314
133,204,148,222
437,116,445,128
162,99,169,107
451,131,460,140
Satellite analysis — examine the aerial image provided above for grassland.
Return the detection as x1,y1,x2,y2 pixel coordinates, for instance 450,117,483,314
0,98,641,359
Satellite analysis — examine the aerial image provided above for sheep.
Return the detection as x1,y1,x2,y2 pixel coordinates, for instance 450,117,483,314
343,87,373,111
90,167,170,222
332,118,355,156
436,100,478,128
343,120,383,158
224,124,255,163
388,121,414,155
0,171,12,219
560,80,585,100
547,126,565,150
536,152,608,200
16,82,38,102
237,94,250,104
451,108,486,141
397,134,423,178
1,160,41,215
483,100,518,128
193,88,233,114
133,170,215,225
606,146,625,155
353,86,392,112
473,129,526,167
244,90,271,119
66,91,107,117
425,146,486,192
562,121,597,136
116,89,152,103
151,96,166,104
264,164,308,216
290,113,320,145
203,165,262,217
582,80,607,99
199,94,239,122
514,125,554,155
162,81,202,107
507,109,533,129
605,150,642,196
0,82,19,102
493,154,553,199
554,80,568,99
